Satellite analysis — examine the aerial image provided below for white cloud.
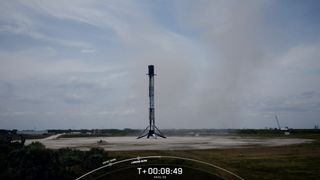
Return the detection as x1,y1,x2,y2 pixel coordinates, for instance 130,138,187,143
0,1,92,49
0,51,113,80
279,43,320,71
81,49,96,53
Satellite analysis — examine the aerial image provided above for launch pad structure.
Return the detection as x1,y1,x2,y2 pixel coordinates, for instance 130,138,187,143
137,65,166,139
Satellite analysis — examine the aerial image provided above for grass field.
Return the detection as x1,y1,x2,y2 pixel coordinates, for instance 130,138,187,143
106,134,320,179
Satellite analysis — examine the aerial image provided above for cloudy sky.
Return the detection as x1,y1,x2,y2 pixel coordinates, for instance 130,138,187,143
0,0,319,130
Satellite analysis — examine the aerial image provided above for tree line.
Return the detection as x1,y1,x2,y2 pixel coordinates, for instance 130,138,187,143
0,135,108,180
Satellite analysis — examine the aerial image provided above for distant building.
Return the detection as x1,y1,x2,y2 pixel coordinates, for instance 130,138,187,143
18,130,48,135
70,131,81,134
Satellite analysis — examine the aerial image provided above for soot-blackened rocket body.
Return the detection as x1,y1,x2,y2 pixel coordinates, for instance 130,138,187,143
137,65,166,139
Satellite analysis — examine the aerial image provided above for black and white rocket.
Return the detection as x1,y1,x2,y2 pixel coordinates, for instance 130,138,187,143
137,65,166,139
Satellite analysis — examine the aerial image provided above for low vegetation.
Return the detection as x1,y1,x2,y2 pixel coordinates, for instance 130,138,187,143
0,139,108,180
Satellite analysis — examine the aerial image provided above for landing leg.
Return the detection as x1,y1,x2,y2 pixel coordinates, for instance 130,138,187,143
137,126,149,139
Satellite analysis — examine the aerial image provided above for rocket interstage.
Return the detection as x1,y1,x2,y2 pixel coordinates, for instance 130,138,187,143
137,65,166,139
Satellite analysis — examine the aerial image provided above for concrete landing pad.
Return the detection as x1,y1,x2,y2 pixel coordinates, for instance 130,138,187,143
26,136,314,151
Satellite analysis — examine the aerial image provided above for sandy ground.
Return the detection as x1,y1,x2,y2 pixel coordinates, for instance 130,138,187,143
25,135,314,151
